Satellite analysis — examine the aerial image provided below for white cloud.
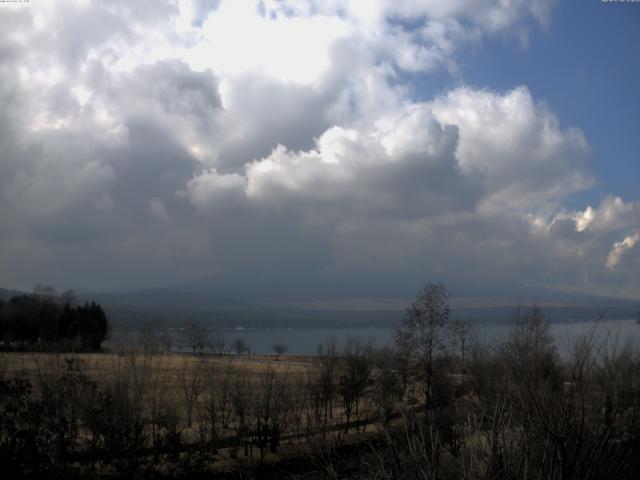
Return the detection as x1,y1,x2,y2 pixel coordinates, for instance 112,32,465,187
2,0,639,298
430,86,592,212
185,169,247,211
187,102,470,222
607,232,640,270
551,197,640,234
187,85,591,223
191,2,350,85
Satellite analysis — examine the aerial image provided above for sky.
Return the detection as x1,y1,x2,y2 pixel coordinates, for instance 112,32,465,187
0,0,639,300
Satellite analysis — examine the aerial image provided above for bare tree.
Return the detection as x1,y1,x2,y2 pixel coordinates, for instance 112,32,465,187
371,347,402,426
252,368,290,459
463,307,640,480
317,337,339,430
137,325,161,355
395,282,452,408
158,332,173,354
338,338,372,432
120,345,156,408
372,410,442,480
501,305,558,385
230,374,252,457
197,357,234,447
181,320,209,354
178,358,205,428
210,328,226,355
289,378,310,438
449,320,470,374
231,337,249,356
271,343,288,360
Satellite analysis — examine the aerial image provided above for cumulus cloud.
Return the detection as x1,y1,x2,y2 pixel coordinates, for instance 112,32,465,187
187,84,591,225
0,0,638,299
607,233,640,270
430,86,592,212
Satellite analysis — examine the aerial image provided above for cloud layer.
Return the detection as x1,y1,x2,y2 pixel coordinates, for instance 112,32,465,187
0,0,638,298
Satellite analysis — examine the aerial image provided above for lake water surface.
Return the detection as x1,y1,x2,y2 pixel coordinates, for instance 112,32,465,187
220,319,640,356
110,319,640,357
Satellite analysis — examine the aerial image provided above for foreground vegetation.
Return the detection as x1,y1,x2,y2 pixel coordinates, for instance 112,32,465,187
1,283,640,479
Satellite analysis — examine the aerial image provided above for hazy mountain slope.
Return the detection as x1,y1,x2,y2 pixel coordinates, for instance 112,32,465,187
2,284,637,329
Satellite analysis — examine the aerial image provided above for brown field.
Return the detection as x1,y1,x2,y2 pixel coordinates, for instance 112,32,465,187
0,351,315,380
0,349,390,449
0,351,319,428
0,350,348,441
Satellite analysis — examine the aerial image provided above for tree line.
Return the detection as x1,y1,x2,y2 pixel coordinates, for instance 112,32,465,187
0,285,109,351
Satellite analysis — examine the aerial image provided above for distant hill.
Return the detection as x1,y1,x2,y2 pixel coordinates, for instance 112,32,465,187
74,288,399,329
2,285,638,329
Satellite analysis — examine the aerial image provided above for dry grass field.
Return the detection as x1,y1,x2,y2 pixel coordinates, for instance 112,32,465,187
0,351,315,380
0,351,320,434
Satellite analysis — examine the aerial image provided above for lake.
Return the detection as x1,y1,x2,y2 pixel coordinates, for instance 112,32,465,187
109,318,640,357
